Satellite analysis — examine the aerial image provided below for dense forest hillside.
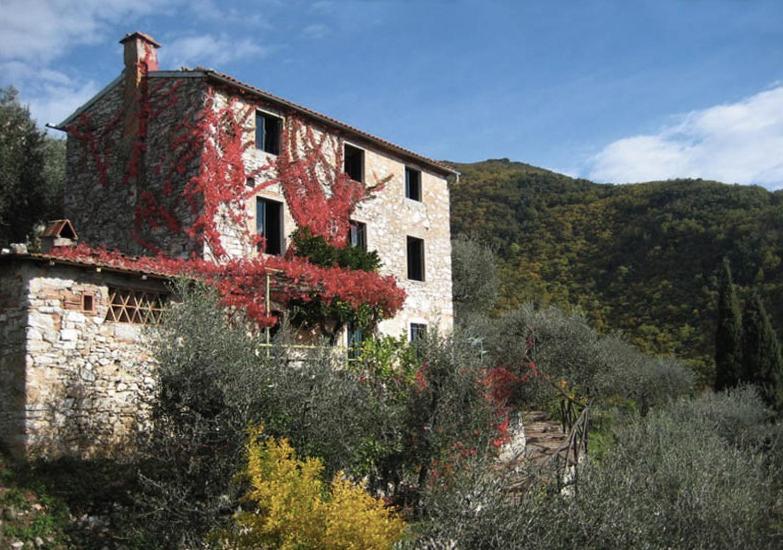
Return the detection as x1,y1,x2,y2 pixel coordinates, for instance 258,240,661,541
449,159,783,379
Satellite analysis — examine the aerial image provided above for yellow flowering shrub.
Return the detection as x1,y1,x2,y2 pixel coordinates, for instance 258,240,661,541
225,425,405,549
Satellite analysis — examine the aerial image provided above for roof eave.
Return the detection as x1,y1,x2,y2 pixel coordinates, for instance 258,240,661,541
0,252,173,281
201,70,459,178
54,74,124,130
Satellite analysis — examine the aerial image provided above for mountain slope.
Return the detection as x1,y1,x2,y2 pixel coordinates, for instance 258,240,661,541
449,158,783,378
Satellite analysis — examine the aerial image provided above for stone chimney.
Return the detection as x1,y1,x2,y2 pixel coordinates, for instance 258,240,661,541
119,31,160,87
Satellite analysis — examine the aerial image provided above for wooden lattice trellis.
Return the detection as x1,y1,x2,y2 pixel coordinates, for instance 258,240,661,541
106,287,166,325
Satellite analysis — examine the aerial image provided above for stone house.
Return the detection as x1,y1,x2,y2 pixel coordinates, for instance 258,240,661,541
0,32,457,457
59,31,457,340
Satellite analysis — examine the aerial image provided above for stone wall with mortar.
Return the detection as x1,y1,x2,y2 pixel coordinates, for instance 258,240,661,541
213,86,455,338
0,265,28,456
64,73,207,259
0,259,165,458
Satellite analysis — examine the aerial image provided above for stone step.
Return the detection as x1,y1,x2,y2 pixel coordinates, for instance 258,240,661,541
525,432,566,443
524,421,562,433
527,439,566,451
522,411,549,422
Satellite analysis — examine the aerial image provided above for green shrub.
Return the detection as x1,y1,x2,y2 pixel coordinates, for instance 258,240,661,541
132,285,506,544
132,283,390,546
215,425,406,549
461,304,695,409
595,334,695,413
291,226,381,272
411,390,783,549
452,235,500,318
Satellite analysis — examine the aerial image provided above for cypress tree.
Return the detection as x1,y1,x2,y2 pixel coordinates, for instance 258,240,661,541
714,258,742,390
741,293,783,408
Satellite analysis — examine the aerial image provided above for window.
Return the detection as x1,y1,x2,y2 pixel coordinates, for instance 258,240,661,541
246,176,256,189
106,288,166,325
407,236,425,281
344,144,364,182
81,292,95,313
405,167,422,201
255,111,281,155
257,197,284,255
349,220,367,251
410,323,427,343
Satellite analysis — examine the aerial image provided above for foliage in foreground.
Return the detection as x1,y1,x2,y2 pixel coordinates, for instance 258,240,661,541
130,283,503,546
131,283,387,546
216,425,405,549
0,451,70,548
459,301,694,411
411,388,783,549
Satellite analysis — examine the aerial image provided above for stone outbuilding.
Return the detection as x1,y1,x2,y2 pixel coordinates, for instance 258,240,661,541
0,251,167,457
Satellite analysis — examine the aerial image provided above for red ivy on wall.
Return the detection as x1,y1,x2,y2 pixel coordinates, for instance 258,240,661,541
61,66,405,327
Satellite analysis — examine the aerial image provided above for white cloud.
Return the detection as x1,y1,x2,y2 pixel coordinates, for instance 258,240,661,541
0,0,172,131
587,86,783,190
27,81,102,128
189,0,271,27
162,34,268,68
0,0,169,64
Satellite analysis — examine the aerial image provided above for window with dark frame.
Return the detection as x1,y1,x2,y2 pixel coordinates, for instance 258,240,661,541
256,197,284,255
246,176,255,188
405,167,422,201
407,236,425,281
255,111,281,155
344,144,364,182
81,292,95,313
349,220,367,251
409,322,427,343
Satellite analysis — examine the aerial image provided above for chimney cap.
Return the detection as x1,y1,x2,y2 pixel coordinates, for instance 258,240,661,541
119,31,161,48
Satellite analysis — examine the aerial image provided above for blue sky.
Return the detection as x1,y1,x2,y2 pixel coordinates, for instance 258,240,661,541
2,0,783,188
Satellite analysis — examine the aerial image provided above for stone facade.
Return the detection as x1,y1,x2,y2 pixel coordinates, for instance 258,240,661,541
64,74,206,259
224,90,455,337
60,32,456,339
0,256,164,457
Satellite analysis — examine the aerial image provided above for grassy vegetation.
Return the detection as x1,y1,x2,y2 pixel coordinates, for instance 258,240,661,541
0,451,70,548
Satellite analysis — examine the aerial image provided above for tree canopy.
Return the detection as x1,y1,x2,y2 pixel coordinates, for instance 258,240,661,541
0,86,64,245
449,158,783,380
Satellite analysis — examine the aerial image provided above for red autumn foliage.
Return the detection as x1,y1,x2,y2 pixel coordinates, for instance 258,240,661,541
491,414,511,448
482,359,539,449
60,63,405,327
271,121,389,248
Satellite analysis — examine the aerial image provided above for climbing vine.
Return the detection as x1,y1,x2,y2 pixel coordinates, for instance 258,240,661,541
60,65,405,329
